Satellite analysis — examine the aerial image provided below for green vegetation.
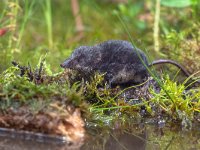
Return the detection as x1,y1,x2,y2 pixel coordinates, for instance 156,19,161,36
0,61,86,112
150,75,200,124
0,0,200,134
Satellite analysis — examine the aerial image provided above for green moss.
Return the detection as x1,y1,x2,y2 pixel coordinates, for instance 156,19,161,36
0,0,200,129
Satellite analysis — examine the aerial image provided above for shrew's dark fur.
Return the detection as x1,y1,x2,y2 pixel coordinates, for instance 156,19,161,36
61,40,197,86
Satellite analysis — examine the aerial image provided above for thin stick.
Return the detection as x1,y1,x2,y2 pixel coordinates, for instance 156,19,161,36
71,0,84,32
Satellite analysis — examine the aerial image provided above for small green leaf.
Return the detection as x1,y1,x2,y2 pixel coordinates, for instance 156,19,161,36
161,0,192,8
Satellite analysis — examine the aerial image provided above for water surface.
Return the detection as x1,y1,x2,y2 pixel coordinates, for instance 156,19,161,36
0,123,199,150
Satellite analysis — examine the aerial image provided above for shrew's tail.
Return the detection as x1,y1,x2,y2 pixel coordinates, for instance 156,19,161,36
149,59,190,77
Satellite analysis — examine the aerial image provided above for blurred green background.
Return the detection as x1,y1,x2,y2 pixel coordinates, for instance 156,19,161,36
0,0,199,73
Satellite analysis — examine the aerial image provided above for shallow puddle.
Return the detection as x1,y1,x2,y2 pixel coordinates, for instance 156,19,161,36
82,123,200,150
0,123,199,150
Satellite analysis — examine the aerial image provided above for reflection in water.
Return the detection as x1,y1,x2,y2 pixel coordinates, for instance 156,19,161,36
104,131,146,150
0,123,199,150
82,123,200,150
81,123,147,150
0,136,83,150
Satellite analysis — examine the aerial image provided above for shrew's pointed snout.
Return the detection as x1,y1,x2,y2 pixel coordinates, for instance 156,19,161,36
60,59,71,68
60,63,65,68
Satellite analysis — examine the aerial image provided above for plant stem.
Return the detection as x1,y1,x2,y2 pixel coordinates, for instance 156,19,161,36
71,0,84,32
44,0,53,48
154,0,160,52
17,0,35,49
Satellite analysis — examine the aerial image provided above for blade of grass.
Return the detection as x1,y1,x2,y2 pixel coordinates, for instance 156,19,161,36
16,0,35,48
43,0,53,48
183,70,200,89
154,0,161,52
114,11,173,102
